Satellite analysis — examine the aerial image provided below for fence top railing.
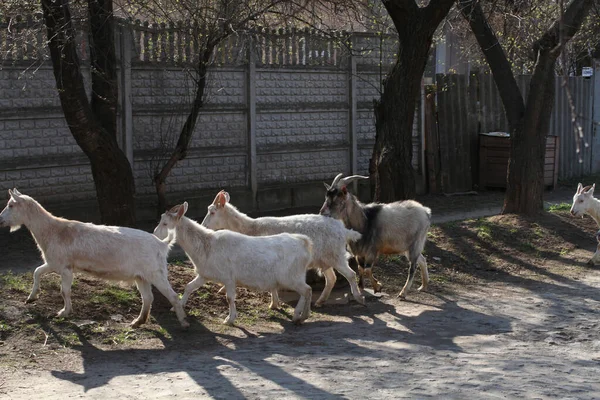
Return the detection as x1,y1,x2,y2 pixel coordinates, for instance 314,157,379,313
1,14,398,68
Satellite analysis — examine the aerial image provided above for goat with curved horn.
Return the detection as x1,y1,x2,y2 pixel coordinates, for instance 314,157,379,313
320,173,431,299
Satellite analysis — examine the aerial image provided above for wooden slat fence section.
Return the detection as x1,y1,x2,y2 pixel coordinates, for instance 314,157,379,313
435,74,473,193
549,77,593,179
477,73,593,180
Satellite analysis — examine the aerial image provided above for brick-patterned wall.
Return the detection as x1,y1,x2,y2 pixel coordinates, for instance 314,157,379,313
0,28,423,217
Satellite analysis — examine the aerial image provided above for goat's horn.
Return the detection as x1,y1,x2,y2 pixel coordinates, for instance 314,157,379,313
339,175,369,187
330,173,344,188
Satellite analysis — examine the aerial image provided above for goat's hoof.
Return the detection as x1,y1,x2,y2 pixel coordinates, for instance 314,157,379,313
180,320,190,329
130,319,143,328
397,292,407,300
313,301,324,308
355,295,366,305
269,304,280,310
56,309,70,318
417,285,427,292
292,318,303,325
223,318,235,326
25,297,37,304
587,259,596,267
374,286,382,294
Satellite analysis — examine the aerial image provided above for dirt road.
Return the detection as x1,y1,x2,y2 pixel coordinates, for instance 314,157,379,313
2,261,600,399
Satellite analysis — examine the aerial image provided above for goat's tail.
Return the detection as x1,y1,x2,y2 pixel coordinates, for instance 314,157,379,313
345,228,362,243
424,206,432,221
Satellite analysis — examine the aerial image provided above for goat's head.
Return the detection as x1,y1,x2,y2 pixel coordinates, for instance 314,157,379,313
201,190,231,230
0,189,29,232
319,173,369,218
153,202,188,240
570,183,595,217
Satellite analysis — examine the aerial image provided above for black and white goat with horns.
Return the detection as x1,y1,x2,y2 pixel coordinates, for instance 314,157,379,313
319,173,431,298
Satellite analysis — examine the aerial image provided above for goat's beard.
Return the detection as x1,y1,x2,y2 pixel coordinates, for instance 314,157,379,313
10,224,22,232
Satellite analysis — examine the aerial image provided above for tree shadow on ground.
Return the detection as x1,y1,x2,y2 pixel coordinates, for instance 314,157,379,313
47,293,511,397
430,214,600,320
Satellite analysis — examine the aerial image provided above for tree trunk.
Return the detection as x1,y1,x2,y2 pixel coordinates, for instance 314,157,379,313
372,0,455,202
372,33,430,201
503,54,556,214
501,0,594,215
42,0,136,226
153,55,211,214
460,0,594,215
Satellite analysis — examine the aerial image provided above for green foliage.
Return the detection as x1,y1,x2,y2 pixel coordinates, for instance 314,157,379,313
0,272,30,293
90,285,138,307
548,203,572,212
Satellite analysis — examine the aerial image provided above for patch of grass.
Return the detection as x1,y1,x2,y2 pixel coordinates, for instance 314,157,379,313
548,202,571,212
169,258,189,267
518,241,536,253
61,332,82,347
476,223,493,241
430,275,448,284
0,272,30,293
104,328,138,345
90,285,138,307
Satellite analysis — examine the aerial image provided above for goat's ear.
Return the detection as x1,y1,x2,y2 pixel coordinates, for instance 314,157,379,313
215,192,227,208
589,184,596,195
341,185,347,195
577,183,583,193
10,189,22,201
212,190,224,205
223,191,230,203
176,202,188,218
323,182,331,190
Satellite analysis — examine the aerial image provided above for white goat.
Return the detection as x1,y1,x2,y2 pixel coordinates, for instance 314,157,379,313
570,183,600,265
0,189,188,328
320,174,431,299
153,202,314,325
201,190,365,307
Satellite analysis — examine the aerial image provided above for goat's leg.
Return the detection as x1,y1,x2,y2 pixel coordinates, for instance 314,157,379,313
181,275,206,307
26,263,52,303
153,275,189,329
269,290,280,310
334,260,365,305
356,257,366,290
588,243,600,266
132,279,153,328
314,267,336,307
291,282,312,324
223,284,237,326
363,254,382,293
56,267,74,318
398,253,420,299
417,254,429,292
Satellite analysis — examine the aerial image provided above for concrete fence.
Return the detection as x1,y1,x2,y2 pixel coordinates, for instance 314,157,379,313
0,16,422,219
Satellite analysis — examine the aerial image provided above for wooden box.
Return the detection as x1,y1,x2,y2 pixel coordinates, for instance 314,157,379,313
478,133,559,189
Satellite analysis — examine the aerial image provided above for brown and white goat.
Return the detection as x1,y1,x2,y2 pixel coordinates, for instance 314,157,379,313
319,174,431,298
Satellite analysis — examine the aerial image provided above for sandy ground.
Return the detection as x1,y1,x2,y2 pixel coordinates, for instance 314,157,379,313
2,257,600,400
2,186,599,399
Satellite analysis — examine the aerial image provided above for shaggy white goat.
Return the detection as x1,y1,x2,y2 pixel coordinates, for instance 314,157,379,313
201,190,365,307
320,174,431,299
153,202,314,325
570,183,600,265
0,189,188,328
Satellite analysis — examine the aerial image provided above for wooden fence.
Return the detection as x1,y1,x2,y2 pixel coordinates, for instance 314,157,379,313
427,73,595,194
